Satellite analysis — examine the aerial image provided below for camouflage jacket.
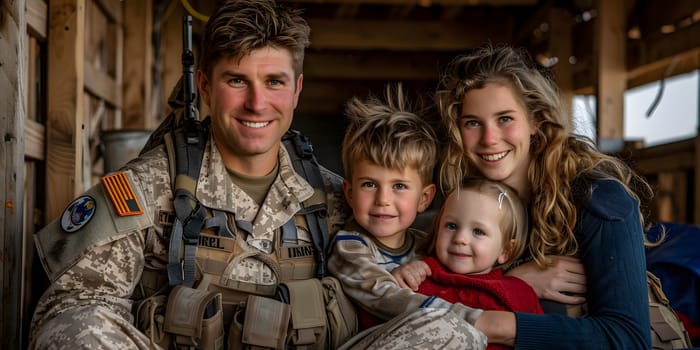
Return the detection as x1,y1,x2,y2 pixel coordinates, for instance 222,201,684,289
29,134,348,349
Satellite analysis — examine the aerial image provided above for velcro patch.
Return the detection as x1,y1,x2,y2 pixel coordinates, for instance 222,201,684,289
101,172,143,216
60,195,97,233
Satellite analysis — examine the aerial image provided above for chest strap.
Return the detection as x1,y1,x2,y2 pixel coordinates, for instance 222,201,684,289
283,130,330,278
167,118,209,287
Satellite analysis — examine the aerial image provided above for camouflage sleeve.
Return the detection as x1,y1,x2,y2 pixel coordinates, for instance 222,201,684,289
328,231,448,321
28,233,158,349
319,165,351,235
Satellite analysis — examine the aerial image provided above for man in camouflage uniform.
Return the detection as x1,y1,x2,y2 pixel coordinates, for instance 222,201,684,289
29,0,487,349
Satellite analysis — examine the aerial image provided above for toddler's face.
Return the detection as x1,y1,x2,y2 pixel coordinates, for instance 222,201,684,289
435,188,509,275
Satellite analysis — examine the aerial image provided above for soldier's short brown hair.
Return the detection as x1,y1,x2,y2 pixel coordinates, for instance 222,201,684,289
199,0,310,80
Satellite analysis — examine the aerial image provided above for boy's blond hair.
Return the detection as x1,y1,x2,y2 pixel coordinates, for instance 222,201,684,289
341,85,437,185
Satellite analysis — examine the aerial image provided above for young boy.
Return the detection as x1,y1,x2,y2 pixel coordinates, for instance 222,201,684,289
328,85,483,331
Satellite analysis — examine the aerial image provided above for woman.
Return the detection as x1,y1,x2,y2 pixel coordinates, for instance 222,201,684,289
433,44,654,348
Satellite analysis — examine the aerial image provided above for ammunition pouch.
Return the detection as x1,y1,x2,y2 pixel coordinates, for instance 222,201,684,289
164,285,225,350
227,277,357,350
136,293,170,349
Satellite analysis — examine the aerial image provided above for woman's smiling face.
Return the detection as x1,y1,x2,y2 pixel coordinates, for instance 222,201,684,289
458,83,535,195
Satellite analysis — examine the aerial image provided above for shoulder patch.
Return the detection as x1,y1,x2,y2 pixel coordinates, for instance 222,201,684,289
101,172,144,216
60,196,97,233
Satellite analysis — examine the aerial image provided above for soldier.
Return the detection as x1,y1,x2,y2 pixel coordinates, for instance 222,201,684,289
29,1,350,349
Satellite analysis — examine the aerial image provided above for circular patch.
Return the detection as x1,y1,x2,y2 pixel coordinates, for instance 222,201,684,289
60,196,97,233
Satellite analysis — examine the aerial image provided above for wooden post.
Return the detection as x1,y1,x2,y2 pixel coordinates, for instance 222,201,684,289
123,1,154,129
548,7,574,128
46,0,85,220
595,0,626,152
1,0,28,348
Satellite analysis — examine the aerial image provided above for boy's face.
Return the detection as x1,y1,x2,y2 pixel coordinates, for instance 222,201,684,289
435,188,511,275
343,160,435,249
198,46,303,175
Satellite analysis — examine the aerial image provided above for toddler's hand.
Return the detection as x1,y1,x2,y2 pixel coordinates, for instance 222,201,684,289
391,260,431,291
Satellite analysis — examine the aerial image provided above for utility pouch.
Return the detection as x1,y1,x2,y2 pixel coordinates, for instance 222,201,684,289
285,279,327,349
321,276,358,348
164,285,225,350
241,295,291,349
647,271,692,349
135,294,170,348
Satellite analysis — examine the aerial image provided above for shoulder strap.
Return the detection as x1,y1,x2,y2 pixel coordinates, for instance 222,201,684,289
166,117,210,287
283,129,331,278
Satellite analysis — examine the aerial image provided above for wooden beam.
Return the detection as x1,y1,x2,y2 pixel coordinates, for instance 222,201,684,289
1,0,27,348
93,0,122,24
594,0,626,150
284,0,537,5
84,64,121,107
123,0,153,129
628,23,700,77
306,18,511,51
548,7,574,123
627,48,700,90
24,120,45,160
46,0,85,220
303,51,452,80
27,0,47,39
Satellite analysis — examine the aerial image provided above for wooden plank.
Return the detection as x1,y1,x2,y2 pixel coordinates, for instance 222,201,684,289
303,51,451,80
548,7,574,122
159,4,186,119
283,0,537,5
113,9,124,128
572,25,700,91
656,173,675,222
633,152,695,174
1,0,27,348
306,18,511,51
672,171,689,223
123,0,152,129
84,64,121,107
26,0,47,40
24,120,45,160
46,0,85,220
594,0,626,148
93,0,122,24
637,0,699,38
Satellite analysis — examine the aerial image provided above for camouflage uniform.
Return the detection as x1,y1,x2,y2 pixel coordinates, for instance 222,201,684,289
339,305,487,350
29,135,348,349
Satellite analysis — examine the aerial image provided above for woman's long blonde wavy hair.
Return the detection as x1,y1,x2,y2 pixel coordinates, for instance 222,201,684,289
435,44,655,267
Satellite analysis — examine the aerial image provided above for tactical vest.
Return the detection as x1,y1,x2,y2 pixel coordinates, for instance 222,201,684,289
134,114,348,350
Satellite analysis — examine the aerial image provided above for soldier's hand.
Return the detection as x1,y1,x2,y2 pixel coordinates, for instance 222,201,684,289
391,260,431,291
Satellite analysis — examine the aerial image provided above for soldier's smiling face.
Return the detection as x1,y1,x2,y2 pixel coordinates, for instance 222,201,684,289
198,46,303,176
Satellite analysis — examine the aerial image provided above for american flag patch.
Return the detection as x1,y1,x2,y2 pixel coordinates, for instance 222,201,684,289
101,172,143,216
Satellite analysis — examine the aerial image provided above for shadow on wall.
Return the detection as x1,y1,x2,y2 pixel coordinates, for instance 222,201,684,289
292,113,347,177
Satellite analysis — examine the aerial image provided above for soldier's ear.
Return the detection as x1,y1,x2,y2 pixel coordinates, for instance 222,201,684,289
197,70,211,107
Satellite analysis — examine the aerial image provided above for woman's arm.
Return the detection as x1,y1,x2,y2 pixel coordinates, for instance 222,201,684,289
505,255,586,304
511,180,651,349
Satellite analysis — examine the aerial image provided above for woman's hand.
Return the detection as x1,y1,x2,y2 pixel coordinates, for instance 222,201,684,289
474,310,516,346
506,255,586,304
391,260,431,291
